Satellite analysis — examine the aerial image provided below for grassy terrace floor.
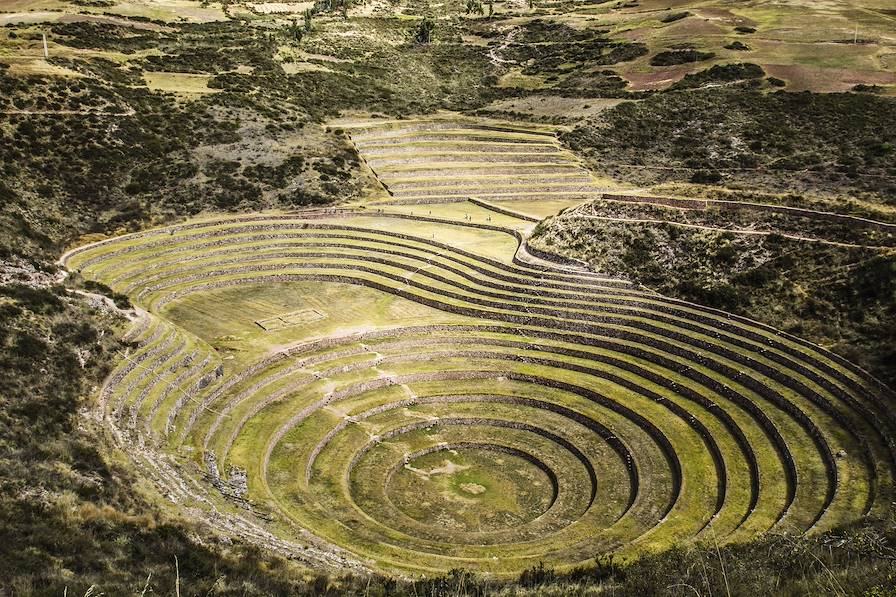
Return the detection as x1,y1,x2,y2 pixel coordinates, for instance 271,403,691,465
336,114,605,211
60,116,896,577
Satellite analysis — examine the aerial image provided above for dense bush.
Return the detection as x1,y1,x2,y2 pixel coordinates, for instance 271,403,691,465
50,21,170,53
562,89,896,201
485,19,647,76
672,62,764,89
660,11,689,23
649,49,715,66
725,40,750,51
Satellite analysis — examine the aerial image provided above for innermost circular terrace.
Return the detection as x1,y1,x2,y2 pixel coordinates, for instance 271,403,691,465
387,444,558,534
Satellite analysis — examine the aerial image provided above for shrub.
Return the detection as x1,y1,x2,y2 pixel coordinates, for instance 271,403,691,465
660,11,689,23
672,63,764,89
690,169,723,184
725,41,750,51
852,84,884,94
414,17,435,44
0,284,64,315
650,49,715,66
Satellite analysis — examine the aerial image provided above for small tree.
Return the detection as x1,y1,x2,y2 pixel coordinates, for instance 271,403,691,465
289,18,303,42
414,17,435,44
303,9,313,32
465,0,483,15
341,0,350,19
488,0,494,17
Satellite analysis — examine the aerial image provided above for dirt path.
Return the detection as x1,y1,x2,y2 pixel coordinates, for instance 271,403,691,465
591,159,896,182
487,26,519,67
599,193,896,232
561,214,894,250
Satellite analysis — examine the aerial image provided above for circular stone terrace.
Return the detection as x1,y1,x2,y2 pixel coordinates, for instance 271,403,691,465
60,116,896,576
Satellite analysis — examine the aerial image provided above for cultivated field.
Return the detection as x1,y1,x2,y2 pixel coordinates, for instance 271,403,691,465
60,117,896,576
340,113,607,210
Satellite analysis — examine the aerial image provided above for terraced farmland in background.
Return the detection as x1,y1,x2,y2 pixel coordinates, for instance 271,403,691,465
342,115,607,207
61,117,896,576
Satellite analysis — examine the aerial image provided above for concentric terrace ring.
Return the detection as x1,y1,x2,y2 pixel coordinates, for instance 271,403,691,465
64,207,896,575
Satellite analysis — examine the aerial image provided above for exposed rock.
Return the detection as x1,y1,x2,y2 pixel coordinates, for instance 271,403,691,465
0,258,65,288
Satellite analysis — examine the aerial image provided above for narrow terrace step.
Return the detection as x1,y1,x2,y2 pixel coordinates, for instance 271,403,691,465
365,153,575,167
385,174,593,189
361,142,563,156
390,183,605,198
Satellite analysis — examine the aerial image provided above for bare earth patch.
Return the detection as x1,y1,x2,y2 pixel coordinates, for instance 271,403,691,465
143,71,218,95
764,63,896,93
460,482,487,495
5,59,85,78
249,2,314,14
620,65,694,90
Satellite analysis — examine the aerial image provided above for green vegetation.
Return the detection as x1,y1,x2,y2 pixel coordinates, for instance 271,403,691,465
51,117,896,583
2,0,896,594
531,198,896,387
63,198,892,576
671,63,765,90
649,50,716,67
562,89,896,202
0,282,325,595
659,12,690,24
414,17,436,44
725,41,750,51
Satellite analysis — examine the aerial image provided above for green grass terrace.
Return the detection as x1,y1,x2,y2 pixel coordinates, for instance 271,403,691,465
59,118,896,576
